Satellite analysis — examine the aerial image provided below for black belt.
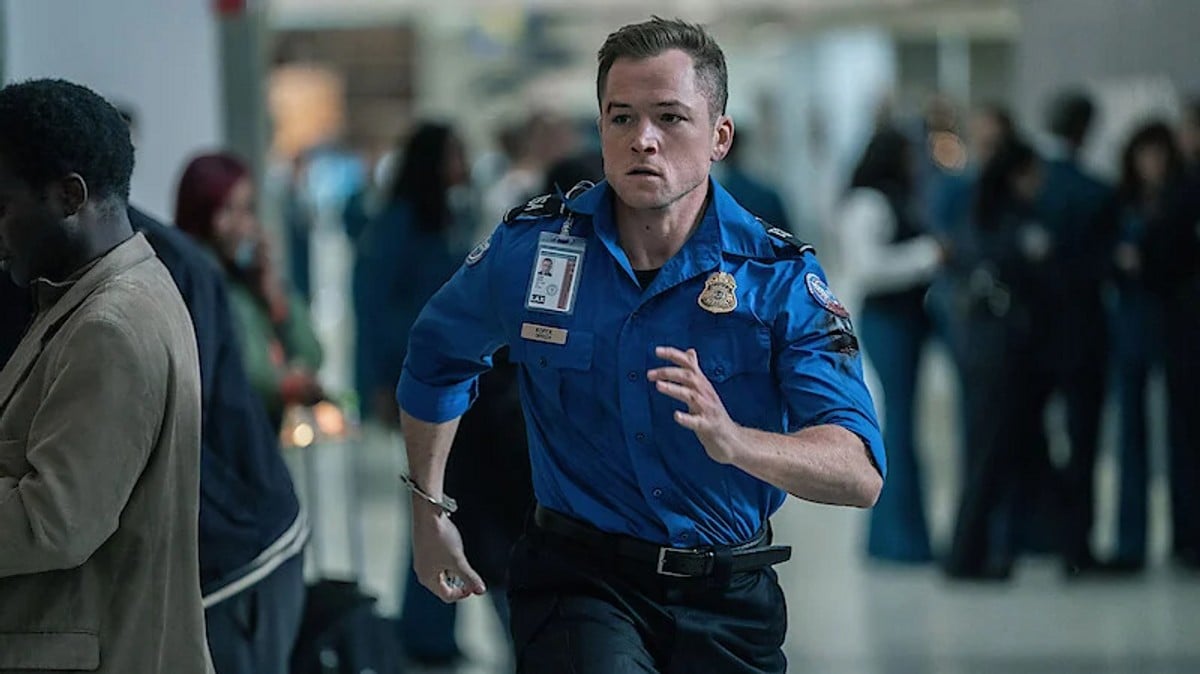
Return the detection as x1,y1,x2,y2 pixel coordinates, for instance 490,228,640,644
534,505,792,579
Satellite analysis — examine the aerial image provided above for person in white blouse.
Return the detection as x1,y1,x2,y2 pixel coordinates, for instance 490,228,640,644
837,127,946,563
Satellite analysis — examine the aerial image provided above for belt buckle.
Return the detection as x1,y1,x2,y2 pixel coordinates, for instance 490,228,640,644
656,547,701,578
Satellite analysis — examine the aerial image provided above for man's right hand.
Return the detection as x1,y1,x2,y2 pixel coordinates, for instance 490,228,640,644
411,505,486,603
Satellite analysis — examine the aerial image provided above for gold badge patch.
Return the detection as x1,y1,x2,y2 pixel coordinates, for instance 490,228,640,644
698,271,738,314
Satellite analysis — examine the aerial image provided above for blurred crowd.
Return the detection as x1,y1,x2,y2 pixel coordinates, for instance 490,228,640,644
3,79,1197,668
835,92,1200,581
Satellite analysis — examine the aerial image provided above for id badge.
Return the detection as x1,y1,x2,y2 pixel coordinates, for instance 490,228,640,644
526,231,586,315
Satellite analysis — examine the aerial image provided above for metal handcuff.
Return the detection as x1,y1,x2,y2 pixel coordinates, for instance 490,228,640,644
399,473,466,590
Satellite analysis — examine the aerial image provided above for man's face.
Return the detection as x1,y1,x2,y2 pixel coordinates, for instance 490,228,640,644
540,258,553,274
599,49,732,211
0,157,69,288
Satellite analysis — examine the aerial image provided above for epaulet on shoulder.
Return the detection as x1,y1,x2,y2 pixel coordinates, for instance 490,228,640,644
503,193,565,225
758,218,816,257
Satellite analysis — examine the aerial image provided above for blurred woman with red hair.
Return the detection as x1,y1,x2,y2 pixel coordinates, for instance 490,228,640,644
176,152,324,431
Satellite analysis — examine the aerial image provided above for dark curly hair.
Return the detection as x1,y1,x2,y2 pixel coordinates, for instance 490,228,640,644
0,79,135,202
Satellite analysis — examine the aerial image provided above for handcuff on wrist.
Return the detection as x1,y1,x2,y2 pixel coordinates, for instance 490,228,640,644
400,473,458,515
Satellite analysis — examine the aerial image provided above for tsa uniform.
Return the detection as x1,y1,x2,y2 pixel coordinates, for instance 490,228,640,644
397,179,884,672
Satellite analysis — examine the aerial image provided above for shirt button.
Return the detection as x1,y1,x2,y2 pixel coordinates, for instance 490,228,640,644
652,488,663,498
635,432,646,442
627,371,638,381
714,366,725,377
538,356,548,367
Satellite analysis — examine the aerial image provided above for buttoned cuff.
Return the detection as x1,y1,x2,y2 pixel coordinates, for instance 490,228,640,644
396,370,477,423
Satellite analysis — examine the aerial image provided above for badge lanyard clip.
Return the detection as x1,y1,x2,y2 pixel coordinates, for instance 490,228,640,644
556,213,575,241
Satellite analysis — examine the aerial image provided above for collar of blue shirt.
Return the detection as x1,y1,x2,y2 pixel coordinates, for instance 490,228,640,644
563,177,784,263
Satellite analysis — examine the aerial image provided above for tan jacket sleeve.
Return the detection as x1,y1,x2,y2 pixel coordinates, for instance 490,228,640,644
0,317,165,577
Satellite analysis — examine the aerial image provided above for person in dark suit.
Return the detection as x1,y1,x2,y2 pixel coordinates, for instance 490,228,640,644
1141,107,1200,570
1032,90,1119,574
926,103,1017,485
1109,121,1190,572
132,207,309,674
945,138,1053,580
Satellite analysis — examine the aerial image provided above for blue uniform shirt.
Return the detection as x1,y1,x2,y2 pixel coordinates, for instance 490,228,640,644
399,179,885,547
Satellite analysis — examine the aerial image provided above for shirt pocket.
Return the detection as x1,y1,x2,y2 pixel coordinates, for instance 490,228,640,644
689,324,778,431
0,631,100,670
691,323,772,379
510,331,596,418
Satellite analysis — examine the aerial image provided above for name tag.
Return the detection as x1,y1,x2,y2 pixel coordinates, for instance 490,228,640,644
520,322,568,345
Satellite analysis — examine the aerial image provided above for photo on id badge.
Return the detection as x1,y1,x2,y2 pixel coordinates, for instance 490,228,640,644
526,235,583,315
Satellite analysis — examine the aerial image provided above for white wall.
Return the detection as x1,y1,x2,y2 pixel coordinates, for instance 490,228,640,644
3,0,223,221
777,29,896,248
1014,0,1200,175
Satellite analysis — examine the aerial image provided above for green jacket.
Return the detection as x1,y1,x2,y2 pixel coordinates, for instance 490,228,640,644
226,280,323,428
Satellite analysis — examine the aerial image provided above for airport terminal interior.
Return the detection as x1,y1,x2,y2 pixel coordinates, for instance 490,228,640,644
2,0,1200,672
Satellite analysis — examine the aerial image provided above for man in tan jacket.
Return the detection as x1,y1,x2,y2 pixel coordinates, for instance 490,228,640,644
0,79,213,672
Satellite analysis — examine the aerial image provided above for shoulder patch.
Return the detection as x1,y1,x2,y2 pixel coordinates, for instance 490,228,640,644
504,193,565,225
805,272,850,318
759,219,815,256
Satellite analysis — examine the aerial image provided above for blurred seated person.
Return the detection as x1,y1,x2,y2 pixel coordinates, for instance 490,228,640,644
176,152,324,431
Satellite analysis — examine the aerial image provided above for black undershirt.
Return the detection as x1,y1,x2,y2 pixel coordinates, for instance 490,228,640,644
634,267,661,288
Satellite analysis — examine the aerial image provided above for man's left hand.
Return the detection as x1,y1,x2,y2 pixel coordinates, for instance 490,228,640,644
647,346,740,464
